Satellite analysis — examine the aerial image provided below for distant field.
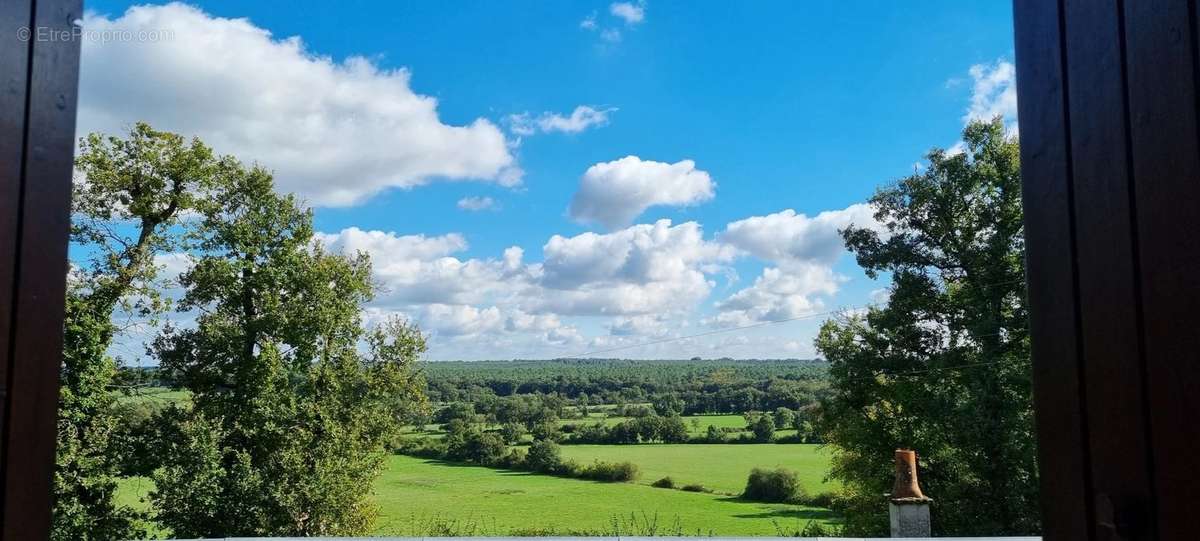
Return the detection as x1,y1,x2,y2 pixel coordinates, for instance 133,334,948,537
113,386,190,405
372,455,837,536
559,443,836,495
562,413,749,435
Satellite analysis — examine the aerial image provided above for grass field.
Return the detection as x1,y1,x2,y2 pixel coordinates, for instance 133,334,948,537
373,455,837,536
116,450,839,536
559,443,836,495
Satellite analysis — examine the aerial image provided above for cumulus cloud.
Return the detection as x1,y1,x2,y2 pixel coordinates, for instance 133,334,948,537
316,227,522,306
721,204,881,266
568,156,716,229
710,265,841,326
456,196,497,211
316,201,877,355
78,3,519,207
713,204,881,325
963,59,1018,129
508,106,615,136
537,220,734,317
610,2,646,24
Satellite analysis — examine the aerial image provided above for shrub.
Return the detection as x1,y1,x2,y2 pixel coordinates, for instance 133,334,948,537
651,476,676,489
804,491,837,508
703,425,725,443
681,483,709,493
580,460,639,482
499,422,526,445
743,467,806,503
751,415,775,442
525,439,563,473
497,447,527,469
531,421,563,442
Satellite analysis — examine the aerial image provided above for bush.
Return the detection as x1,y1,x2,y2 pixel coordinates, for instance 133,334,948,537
499,422,527,444
579,460,639,482
525,439,563,473
681,483,709,493
751,415,775,442
743,467,806,503
804,491,837,508
651,476,676,489
497,447,527,469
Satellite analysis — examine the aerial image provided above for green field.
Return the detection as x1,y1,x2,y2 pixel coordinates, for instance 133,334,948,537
117,449,839,536
373,455,837,536
560,443,836,495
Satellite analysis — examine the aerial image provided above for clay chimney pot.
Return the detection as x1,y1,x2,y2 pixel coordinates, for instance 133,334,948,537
891,448,930,501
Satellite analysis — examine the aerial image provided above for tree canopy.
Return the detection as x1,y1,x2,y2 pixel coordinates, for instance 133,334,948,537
816,118,1036,536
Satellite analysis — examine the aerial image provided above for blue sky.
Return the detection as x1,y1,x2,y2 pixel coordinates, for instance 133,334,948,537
79,1,1016,361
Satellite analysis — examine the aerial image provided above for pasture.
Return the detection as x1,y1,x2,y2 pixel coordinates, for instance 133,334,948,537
558,443,836,495
117,450,840,536
372,455,838,536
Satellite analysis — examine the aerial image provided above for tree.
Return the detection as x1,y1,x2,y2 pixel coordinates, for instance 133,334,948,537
526,439,563,473
500,422,527,445
772,407,795,429
751,415,775,442
151,159,426,537
816,119,1035,536
652,393,684,416
660,414,690,443
54,124,223,541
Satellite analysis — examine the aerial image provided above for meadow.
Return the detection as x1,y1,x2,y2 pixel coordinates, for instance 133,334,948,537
117,450,840,536
372,455,838,536
558,443,835,495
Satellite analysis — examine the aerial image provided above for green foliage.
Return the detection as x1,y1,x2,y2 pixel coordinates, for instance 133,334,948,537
577,460,640,482
499,422,527,445
54,123,222,541
751,415,775,442
817,119,1036,536
149,149,427,537
742,467,805,503
525,439,564,474
651,476,676,489
773,407,795,429
422,358,830,416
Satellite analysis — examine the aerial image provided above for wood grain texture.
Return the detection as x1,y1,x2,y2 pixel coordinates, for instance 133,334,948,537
0,0,81,539
1063,0,1156,538
1013,1,1094,539
1122,1,1200,538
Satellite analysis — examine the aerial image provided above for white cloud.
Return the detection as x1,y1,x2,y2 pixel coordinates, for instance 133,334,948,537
609,314,668,337
568,156,716,229
610,2,646,24
713,204,882,325
721,204,881,266
317,201,877,356
600,28,623,43
78,3,519,207
316,227,523,306
963,59,1018,129
711,264,841,325
580,12,598,30
508,106,615,136
456,196,497,211
419,304,504,337
536,220,734,316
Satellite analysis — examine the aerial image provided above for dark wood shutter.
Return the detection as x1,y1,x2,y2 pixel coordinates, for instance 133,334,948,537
0,0,82,538
1015,1,1200,539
